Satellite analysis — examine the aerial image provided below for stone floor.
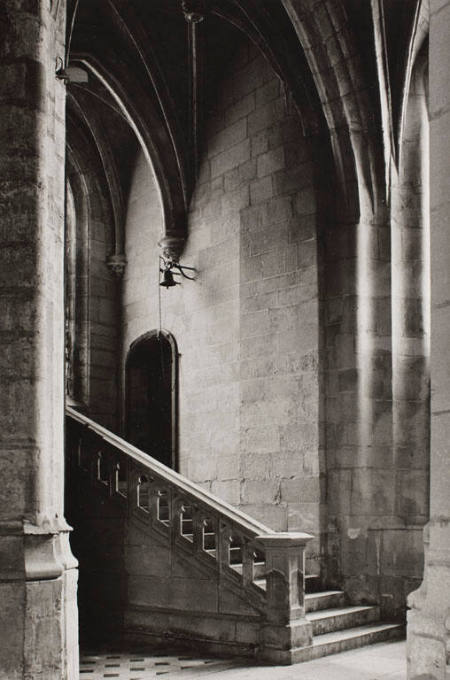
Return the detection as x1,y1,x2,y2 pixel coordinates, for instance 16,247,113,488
80,640,406,679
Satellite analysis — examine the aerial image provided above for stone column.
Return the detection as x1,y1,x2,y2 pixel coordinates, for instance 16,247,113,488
390,46,430,616
0,2,78,679
407,3,450,679
257,532,313,664
325,196,397,614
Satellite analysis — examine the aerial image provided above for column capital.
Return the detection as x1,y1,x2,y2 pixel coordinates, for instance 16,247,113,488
158,235,186,262
107,253,127,277
180,0,206,23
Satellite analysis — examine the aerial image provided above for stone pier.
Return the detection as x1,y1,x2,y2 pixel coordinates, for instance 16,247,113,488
407,2,450,679
0,2,78,678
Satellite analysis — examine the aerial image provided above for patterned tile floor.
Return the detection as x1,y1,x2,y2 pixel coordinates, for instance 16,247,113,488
79,641,407,679
79,650,249,679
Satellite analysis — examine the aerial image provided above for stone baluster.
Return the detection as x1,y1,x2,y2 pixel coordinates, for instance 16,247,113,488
131,470,141,511
192,512,204,553
171,496,183,550
242,541,255,587
218,523,232,574
256,532,313,664
87,433,100,483
107,455,116,497
150,485,160,522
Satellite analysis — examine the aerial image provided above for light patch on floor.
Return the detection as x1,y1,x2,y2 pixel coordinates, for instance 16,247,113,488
80,640,406,679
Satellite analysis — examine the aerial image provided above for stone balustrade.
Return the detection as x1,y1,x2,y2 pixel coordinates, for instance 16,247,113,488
66,406,313,663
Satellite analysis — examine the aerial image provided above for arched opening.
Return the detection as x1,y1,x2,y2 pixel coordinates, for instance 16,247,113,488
64,169,90,409
65,179,78,402
126,331,178,469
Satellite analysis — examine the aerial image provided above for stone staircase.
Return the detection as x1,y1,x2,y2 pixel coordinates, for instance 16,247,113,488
184,515,404,662
219,544,403,665
66,406,404,666
299,577,403,662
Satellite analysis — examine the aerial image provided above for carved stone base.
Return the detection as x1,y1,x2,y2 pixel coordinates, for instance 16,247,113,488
407,520,450,680
0,521,79,680
260,619,313,664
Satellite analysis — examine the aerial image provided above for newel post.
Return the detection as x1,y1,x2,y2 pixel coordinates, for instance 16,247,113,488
256,532,314,664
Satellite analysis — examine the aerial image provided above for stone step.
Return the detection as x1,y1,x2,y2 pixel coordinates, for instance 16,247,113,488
252,577,330,595
304,574,321,593
306,605,380,635
230,562,266,578
305,590,346,612
291,622,405,663
253,573,319,589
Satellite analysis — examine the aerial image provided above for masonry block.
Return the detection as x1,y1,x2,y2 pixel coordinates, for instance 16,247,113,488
225,92,256,125
280,478,321,504
208,118,247,158
210,139,251,178
250,176,273,204
257,147,285,178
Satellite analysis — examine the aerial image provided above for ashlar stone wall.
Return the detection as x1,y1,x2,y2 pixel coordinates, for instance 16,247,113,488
122,36,325,572
120,20,429,609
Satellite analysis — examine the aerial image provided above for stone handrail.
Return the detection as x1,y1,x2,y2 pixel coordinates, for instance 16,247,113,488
66,405,314,663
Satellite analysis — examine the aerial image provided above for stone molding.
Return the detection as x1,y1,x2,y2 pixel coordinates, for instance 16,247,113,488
158,235,186,262
107,253,127,277
181,0,206,23
0,518,78,582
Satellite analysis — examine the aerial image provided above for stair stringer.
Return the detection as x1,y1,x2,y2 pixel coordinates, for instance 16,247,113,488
124,513,267,656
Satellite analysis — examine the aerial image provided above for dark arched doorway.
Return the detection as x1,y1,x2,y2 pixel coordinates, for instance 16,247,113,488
126,331,178,469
